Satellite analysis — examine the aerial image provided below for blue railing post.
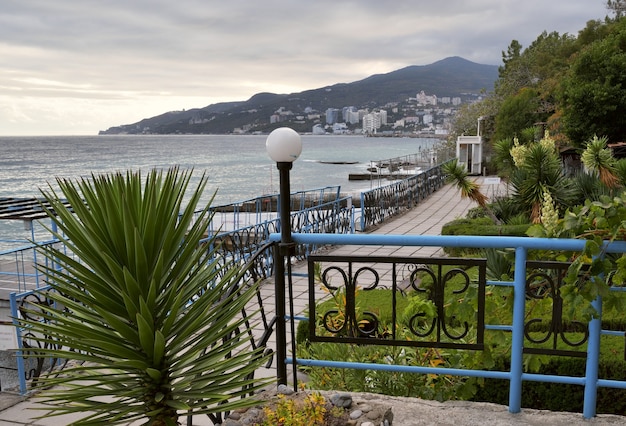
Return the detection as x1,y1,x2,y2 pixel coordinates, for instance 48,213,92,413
349,201,355,234
583,295,602,419
9,292,27,394
508,246,527,413
360,192,366,232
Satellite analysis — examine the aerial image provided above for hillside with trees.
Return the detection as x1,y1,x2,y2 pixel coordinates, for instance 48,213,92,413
452,2,626,148
443,2,626,330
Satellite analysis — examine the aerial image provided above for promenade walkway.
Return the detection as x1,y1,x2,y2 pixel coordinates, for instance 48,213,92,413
2,178,624,425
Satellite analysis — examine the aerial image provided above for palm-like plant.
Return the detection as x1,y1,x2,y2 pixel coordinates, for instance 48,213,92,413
573,170,612,204
442,159,501,225
614,158,626,187
510,141,574,224
492,138,515,178
17,168,269,425
510,142,564,223
581,135,620,189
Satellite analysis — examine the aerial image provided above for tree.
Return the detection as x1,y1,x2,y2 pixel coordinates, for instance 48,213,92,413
495,32,576,102
442,159,502,225
494,88,545,141
559,19,626,145
576,18,612,47
492,138,515,178
607,0,626,19
490,32,577,144
449,95,498,141
495,40,528,99
17,168,269,425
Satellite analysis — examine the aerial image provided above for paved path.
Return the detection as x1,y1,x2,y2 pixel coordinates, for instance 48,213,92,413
3,178,624,425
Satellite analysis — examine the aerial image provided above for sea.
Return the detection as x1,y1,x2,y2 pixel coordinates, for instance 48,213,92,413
0,134,440,245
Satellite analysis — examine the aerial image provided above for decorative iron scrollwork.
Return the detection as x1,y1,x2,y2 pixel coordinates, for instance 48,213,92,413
524,262,589,357
18,291,65,387
318,265,382,338
308,255,486,350
407,266,472,341
360,164,446,231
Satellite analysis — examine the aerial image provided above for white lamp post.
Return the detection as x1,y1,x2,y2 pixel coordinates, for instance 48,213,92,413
265,127,302,385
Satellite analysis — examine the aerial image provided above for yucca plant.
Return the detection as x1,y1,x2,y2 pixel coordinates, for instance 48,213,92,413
581,135,620,189
17,167,270,425
509,141,573,223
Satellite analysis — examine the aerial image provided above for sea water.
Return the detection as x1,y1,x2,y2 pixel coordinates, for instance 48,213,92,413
0,134,438,244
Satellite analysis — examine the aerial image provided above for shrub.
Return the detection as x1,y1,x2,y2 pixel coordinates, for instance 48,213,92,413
441,217,530,256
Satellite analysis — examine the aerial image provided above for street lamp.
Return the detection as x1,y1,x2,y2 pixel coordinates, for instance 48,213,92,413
265,127,302,386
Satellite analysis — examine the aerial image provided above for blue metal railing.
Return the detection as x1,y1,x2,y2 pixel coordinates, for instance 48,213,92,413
7,225,626,419
269,232,626,419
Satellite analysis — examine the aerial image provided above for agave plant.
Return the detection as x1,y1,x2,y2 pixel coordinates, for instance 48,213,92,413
442,159,502,225
17,167,270,425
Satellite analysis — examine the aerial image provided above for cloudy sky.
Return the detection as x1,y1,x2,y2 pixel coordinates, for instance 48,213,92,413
0,1,611,136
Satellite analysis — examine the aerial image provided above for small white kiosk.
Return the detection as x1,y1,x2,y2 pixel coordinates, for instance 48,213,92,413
456,117,484,175
456,135,482,175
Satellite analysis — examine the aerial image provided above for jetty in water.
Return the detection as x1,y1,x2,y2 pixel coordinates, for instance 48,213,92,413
348,152,436,181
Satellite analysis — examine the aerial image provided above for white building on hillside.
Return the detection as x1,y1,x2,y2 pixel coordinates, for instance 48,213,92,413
362,110,387,133
417,91,437,106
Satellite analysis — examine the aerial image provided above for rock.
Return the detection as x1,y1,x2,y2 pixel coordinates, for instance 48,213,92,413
244,408,261,418
359,403,373,413
277,384,294,395
330,393,353,408
226,411,241,420
212,388,394,426
349,409,362,419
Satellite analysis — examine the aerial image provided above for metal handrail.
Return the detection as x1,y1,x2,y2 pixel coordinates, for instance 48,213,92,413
269,232,626,419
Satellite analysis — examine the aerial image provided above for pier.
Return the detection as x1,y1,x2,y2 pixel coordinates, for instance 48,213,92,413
349,151,440,181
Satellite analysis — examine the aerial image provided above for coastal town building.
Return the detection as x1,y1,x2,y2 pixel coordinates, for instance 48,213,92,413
362,110,388,134
416,90,437,106
257,89,482,136
325,108,340,124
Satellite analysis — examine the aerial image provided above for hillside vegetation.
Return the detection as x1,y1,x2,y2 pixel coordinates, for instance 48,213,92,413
99,56,497,135
454,7,626,147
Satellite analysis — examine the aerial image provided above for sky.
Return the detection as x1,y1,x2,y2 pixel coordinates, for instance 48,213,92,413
0,1,612,136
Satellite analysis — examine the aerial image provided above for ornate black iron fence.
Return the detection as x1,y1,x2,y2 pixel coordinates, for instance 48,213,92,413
206,186,342,233
304,256,611,359
10,290,67,390
307,255,487,350
523,260,590,358
207,196,354,282
358,161,451,231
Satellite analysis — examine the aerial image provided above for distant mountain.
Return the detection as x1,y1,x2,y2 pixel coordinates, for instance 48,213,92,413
99,57,498,135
